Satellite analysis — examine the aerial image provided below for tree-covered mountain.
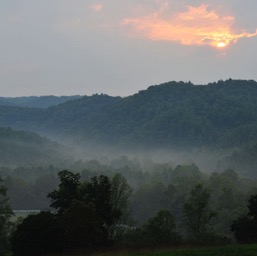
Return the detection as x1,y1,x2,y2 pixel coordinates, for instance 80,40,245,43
0,127,72,166
0,79,257,149
0,95,82,108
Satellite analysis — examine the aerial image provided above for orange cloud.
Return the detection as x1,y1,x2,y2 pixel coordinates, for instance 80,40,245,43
122,4,257,48
90,3,103,12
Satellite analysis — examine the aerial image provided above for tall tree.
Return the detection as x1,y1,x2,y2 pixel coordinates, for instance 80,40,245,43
48,172,131,245
110,173,132,239
231,194,257,243
11,211,64,256
47,170,81,214
81,175,114,228
183,184,216,243
61,200,103,249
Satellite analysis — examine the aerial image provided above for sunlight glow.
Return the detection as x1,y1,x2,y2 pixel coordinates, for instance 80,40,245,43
122,4,257,48
216,42,227,48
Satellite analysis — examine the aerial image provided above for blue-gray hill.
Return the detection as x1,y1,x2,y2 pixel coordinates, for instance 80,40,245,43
0,127,72,166
0,79,257,149
0,95,82,108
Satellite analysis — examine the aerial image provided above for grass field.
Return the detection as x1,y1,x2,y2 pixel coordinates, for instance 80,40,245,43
91,244,257,256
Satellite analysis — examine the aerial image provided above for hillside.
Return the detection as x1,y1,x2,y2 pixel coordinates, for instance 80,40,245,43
0,79,257,149
0,127,72,166
0,95,82,108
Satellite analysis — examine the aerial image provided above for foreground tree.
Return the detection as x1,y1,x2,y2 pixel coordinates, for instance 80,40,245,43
47,170,135,251
230,215,256,243
141,210,181,246
48,171,131,246
61,200,103,249
118,210,180,248
80,175,117,244
110,173,133,239
0,177,13,255
183,184,216,243
11,211,64,256
47,170,81,214
231,194,257,243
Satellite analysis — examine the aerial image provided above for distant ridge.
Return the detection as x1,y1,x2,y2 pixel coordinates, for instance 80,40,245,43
0,127,71,166
0,79,257,149
0,95,82,108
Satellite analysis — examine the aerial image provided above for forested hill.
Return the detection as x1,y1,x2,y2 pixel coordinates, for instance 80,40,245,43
1,79,257,149
0,127,72,166
0,95,82,108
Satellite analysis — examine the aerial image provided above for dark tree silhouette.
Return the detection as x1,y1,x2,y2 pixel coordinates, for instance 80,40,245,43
141,210,181,246
231,194,257,243
81,175,114,228
11,211,64,256
48,170,81,214
61,200,103,249
0,177,13,255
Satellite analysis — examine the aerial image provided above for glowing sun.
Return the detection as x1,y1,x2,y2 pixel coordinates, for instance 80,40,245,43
216,42,227,48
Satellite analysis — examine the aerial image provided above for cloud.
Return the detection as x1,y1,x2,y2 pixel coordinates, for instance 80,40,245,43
90,3,103,12
122,3,257,48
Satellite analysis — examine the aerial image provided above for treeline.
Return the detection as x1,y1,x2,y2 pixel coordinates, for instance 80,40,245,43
1,80,257,149
219,142,257,177
1,126,257,178
1,168,257,256
3,161,257,237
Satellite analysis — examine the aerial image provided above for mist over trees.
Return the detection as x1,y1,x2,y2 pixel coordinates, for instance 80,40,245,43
1,80,257,176
1,79,257,254
5,164,257,255
0,127,73,167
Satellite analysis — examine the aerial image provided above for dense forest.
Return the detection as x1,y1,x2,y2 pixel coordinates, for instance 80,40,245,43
1,79,257,149
1,79,257,176
1,160,254,229
1,79,257,255
2,163,257,255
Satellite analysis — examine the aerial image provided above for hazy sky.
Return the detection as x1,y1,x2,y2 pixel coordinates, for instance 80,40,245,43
1,0,257,96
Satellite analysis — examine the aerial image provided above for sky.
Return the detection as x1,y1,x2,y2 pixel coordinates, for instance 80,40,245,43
1,0,257,97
